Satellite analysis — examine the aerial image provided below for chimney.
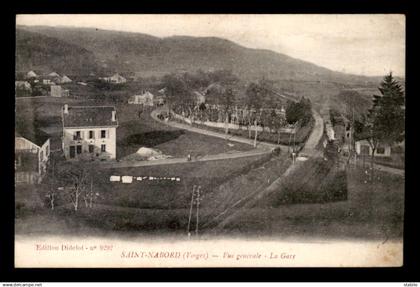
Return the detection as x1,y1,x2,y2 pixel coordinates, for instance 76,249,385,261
63,104,69,114
112,110,116,122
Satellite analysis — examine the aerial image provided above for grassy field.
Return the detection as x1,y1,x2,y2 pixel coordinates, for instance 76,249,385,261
256,157,347,206
215,166,404,241
15,153,275,237
116,106,253,159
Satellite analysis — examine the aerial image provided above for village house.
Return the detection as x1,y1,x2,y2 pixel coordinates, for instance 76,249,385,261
60,75,72,84
50,85,70,97
355,140,391,158
42,79,54,85
101,73,127,84
15,127,50,184
62,104,118,160
193,91,206,106
45,72,62,84
15,81,32,92
128,91,155,106
26,70,38,79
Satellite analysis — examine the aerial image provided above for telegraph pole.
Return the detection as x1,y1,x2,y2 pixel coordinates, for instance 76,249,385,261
195,186,201,236
254,119,258,148
187,185,196,238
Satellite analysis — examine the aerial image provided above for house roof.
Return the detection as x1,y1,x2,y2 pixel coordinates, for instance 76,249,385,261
61,75,72,82
134,91,154,98
27,71,38,78
15,123,50,147
63,106,118,128
48,72,60,77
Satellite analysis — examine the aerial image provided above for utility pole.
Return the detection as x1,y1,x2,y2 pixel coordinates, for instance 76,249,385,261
187,185,196,238
195,186,201,236
254,119,258,148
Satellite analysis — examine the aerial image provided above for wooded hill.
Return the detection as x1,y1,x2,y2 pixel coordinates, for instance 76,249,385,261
16,25,404,112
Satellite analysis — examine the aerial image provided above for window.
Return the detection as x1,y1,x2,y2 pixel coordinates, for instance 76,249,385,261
360,145,370,155
73,131,81,140
46,145,50,157
101,144,106,152
376,147,385,154
76,145,82,154
40,150,44,160
101,130,106,139
89,145,94,153
15,155,21,167
89,130,94,139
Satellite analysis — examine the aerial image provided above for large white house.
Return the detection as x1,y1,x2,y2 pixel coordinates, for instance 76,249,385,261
15,127,50,184
62,105,118,160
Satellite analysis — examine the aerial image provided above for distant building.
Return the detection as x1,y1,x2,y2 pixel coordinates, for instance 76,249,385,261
50,85,69,97
355,140,391,158
45,72,62,85
193,91,206,105
60,75,72,84
62,105,118,160
102,73,127,84
26,70,38,79
15,81,32,91
48,72,60,78
15,127,50,184
128,91,155,106
43,79,54,85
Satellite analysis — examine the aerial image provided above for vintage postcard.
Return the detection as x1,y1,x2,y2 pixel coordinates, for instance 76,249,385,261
14,14,405,267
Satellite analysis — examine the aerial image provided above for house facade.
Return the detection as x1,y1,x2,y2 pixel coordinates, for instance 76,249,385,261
128,91,155,106
50,85,69,97
355,140,391,157
102,73,127,84
15,130,50,184
26,70,38,79
62,105,118,160
193,91,206,105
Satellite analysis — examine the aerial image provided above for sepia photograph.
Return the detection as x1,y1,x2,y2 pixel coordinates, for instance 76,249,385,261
14,14,405,268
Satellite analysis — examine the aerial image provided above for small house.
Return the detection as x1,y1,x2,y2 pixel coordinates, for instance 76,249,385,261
15,127,50,184
102,73,127,84
193,91,206,105
60,75,72,84
128,91,155,106
26,70,38,79
43,79,54,85
50,85,69,97
15,81,32,91
355,140,391,157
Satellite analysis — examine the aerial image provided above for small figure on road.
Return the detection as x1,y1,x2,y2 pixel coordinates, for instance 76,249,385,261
187,154,191,161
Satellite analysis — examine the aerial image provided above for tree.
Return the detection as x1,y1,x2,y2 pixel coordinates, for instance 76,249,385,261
245,82,264,140
57,162,91,212
44,155,60,211
162,73,189,111
355,72,405,179
286,97,312,125
219,88,236,135
272,110,285,144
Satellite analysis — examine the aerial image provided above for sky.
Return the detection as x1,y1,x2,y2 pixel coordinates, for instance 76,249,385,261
16,14,405,77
